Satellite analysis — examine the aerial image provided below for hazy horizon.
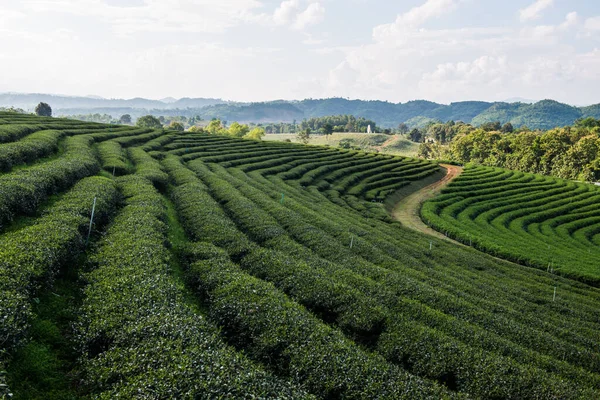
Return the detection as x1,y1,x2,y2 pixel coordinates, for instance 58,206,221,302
1,0,599,105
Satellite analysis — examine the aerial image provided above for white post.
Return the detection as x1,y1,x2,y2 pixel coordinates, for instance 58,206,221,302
553,287,557,302
86,197,97,246
350,235,354,249
429,241,432,251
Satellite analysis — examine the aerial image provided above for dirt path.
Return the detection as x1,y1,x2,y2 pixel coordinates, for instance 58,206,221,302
374,135,398,152
392,164,463,242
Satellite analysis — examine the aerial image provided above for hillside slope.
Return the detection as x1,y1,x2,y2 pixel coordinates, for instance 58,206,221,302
3,93,598,129
1,113,599,399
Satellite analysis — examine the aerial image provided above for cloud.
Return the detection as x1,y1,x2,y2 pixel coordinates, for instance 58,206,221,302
584,16,600,32
374,0,459,41
273,0,324,30
519,0,553,22
20,0,265,34
324,0,599,104
519,12,579,40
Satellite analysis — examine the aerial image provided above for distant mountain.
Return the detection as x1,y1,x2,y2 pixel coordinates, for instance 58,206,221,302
0,93,225,112
471,100,586,130
1,93,597,129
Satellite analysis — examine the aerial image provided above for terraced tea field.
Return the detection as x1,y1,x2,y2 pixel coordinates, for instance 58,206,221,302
423,165,600,287
1,112,599,399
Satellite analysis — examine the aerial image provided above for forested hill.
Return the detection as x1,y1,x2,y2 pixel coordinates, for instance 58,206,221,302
2,93,599,129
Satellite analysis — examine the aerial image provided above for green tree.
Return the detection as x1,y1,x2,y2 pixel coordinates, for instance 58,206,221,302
228,122,250,137
136,115,162,129
35,102,52,117
480,121,502,132
245,127,265,140
188,125,205,133
168,121,185,132
206,119,225,135
297,128,311,145
119,114,132,124
501,122,514,133
321,123,334,136
409,128,422,143
398,122,409,135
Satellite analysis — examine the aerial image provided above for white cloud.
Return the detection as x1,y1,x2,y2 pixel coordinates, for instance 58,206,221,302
374,0,459,41
519,12,579,40
20,0,264,34
584,16,600,32
519,0,553,22
273,0,324,30
324,0,599,104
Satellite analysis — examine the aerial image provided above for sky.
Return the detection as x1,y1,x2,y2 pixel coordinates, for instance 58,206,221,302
0,0,599,105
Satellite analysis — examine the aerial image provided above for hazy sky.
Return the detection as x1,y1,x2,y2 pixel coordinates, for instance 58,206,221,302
1,0,599,104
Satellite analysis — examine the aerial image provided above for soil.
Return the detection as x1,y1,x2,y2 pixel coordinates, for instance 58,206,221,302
392,164,463,242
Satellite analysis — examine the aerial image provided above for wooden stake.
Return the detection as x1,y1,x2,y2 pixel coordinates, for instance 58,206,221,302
86,197,97,246
350,235,354,249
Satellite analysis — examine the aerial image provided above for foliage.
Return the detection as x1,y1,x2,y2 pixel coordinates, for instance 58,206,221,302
77,175,309,398
135,115,162,129
423,165,600,285
0,177,118,395
228,121,250,137
440,121,600,182
296,128,311,144
2,113,600,399
245,127,265,140
0,130,64,172
300,114,377,133
119,114,131,124
35,102,52,117
97,140,129,176
168,121,185,131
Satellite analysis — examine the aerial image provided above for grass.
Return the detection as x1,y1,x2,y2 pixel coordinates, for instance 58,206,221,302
264,132,420,157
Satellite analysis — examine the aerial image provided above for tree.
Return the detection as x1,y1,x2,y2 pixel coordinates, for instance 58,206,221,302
480,121,502,132
136,115,162,129
119,114,132,125
35,102,52,117
409,128,422,143
501,122,514,133
297,128,311,145
206,119,227,135
398,122,409,135
321,123,334,136
188,125,205,133
245,127,265,141
168,121,185,132
228,122,250,138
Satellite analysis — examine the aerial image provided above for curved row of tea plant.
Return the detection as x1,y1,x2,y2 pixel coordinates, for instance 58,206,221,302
0,176,118,394
165,161,454,399
77,174,311,399
163,154,600,398
1,116,600,399
422,165,600,286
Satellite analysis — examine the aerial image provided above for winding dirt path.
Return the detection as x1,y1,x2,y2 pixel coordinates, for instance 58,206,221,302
392,164,463,241
374,135,398,152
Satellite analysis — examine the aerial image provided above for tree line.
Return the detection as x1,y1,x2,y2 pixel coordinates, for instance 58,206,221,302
418,118,600,182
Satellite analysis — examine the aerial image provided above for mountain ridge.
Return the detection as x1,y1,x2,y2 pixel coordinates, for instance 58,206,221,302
1,93,598,130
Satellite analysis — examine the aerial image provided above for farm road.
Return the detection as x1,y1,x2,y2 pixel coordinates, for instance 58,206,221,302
392,164,463,242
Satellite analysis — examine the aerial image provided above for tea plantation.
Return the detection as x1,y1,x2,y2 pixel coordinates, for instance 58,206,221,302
423,165,600,287
0,112,599,399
